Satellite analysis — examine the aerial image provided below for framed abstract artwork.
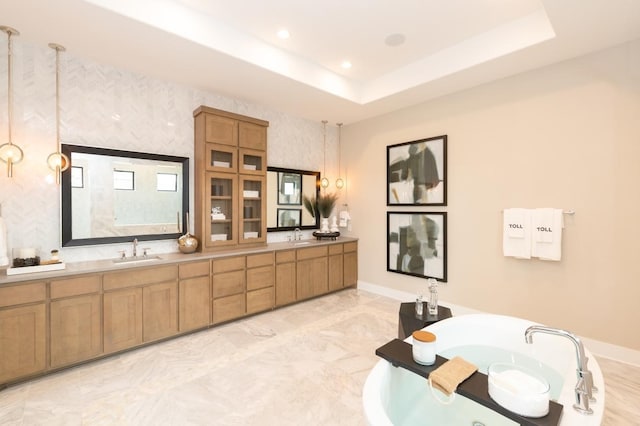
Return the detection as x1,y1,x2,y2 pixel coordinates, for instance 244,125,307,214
387,135,447,206
387,211,447,282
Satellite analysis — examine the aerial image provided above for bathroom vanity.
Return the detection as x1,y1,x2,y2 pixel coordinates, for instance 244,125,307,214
0,238,357,389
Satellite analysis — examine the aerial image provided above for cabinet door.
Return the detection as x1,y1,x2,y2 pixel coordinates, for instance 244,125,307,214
104,288,143,353
275,262,296,306
239,148,266,176
206,172,238,248
50,294,102,368
205,114,237,146
328,254,344,291
344,251,358,287
311,256,329,296
297,256,327,300
0,304,46,383
238,121,266,151
206,143,237,173
239,175,266,244
143,281,178,342
179,276,211,332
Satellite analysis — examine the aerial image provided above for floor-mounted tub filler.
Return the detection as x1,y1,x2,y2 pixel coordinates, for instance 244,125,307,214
363,314,605,426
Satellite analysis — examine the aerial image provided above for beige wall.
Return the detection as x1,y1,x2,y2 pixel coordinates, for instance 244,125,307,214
343,40,640,351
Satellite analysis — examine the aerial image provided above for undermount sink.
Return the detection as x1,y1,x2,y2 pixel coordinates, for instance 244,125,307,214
293,241,310,246
113,255,161,264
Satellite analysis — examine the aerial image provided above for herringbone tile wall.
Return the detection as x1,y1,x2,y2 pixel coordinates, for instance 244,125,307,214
0,39,339,262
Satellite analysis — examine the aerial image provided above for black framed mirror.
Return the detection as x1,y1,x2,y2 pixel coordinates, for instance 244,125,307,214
267,167,320,232
61,144,189,247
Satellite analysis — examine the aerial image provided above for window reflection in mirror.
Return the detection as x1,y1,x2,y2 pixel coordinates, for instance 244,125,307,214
61,144,189,247
267,167,320,231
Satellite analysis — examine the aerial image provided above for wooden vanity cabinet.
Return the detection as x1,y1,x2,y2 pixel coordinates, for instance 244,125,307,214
275,250,296,306
179,260,211,332
296,246,328,300
0,282,46,384
49,275,102,368
212,256,246,324
103,265,178,353
246,252,274,314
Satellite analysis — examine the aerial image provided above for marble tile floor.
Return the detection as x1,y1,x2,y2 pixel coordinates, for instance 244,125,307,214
0,289,639,425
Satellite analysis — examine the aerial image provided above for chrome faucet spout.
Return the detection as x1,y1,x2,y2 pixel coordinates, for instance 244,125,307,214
132,238,138,258
525,325,595,415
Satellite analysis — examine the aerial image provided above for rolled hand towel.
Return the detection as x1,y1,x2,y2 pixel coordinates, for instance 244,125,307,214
428,356,478,395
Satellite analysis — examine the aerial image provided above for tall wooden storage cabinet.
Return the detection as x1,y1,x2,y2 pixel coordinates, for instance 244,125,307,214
194,106,269,251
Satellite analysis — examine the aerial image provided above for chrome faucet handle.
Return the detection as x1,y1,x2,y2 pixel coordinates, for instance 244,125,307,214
142,248,150,257
118,250,126,259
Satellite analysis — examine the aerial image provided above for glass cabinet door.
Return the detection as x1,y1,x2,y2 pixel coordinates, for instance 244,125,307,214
206,143,237,173
239,148,265,176
206,172,238,247
239,175,266,244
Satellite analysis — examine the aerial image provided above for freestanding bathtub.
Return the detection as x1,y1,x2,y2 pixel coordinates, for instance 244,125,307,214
363,314,605,425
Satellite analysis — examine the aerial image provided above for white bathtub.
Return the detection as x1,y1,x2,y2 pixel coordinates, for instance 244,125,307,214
363,314,605,425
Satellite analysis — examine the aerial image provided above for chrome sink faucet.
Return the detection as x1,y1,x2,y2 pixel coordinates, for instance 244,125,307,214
294,228,301,241
132,238,138,258
525,325,596,415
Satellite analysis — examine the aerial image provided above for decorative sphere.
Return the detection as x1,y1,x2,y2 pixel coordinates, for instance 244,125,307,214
178,233,198,253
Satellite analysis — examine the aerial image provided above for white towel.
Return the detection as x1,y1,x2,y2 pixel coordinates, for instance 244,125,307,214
531,208,563,261
503,208,531,259
0,217,8,266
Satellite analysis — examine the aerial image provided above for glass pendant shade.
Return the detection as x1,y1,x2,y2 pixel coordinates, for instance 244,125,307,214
0,143,24,177
321,177,329,188
0,26,23,177
335,177,344,189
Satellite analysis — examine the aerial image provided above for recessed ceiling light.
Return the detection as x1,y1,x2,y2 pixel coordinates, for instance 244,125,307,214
385,33,406,47
277,29,290,39
341,61,352,69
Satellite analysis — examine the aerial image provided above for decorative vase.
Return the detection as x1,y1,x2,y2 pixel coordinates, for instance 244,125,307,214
330,216,339,233
320,217,330,233
178,212,199,253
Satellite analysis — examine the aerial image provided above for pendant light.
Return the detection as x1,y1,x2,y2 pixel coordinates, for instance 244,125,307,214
0,26,24,177
335,122,344,189
47,43,69,184
320,120,329,189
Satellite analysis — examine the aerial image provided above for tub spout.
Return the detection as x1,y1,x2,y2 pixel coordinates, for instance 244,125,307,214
525,325,595,415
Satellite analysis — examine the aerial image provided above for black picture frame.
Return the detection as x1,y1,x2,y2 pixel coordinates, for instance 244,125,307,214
277,208,302,228
277,171,302,205
387,135,447,206
387,211,447,282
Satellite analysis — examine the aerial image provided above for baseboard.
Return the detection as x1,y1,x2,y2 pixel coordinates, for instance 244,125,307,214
357,280,640,367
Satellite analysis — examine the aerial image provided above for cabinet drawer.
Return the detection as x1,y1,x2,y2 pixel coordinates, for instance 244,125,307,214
276,250,295,263
296,245,327,260
344,242,358,253
328,244,343,255
247,287,274,314
247,265,274,291
179,260,210,279
0,282,46,307
50,275,101,299
104,265,178,291
212,256,245,274
213,293,245,324
246,252,273,268
212,270,245,298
